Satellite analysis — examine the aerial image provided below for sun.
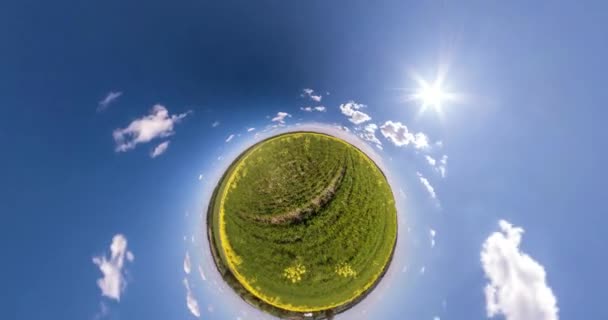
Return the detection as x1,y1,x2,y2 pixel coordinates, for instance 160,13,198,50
413,79,447,111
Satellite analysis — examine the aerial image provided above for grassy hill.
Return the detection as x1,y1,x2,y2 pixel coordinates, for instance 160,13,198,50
207,132,397,318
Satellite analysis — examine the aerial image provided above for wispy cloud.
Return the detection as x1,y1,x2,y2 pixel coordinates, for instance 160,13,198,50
97,91,122,112
417,172,437,199
271,112,291,124
113,105,190,152
211,121,220,128
357,123,382,146
92,234,134,301
301,88,322,102
198,265,207,281
380,121,429,149
300,106,326,112
225,134,235,143
430,229,436,248
183,278,201,318
247,127,256,132
426,155,448,178
150,141,170,158
481,220,558,320
183,251,191,274
340,101,371,124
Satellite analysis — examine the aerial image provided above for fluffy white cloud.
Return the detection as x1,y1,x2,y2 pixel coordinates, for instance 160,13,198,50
98,91,122,111
150,141,170,158
92,234,134,301
481,220,559,320
271,112,291,124
183,251,191,274
379,121,429,149
340,101,371,124
183,278,201,318
225,134,235,143
417,172,437,199
113,105,190,152
301,88,322,102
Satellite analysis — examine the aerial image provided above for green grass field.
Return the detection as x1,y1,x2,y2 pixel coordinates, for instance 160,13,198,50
208,132,397,317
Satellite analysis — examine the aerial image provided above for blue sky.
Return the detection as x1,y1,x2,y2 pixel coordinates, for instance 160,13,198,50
2,1,607,319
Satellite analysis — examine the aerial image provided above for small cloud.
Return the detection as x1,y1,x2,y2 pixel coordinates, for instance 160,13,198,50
150,141,170,158
481,220,559,320
113,105,190,152
340,101,371,124
211,121,220,128
271,112,291,124
247,127,255,132
426,155,448,178
380,121,429,149
225,134,235,143
301,88,322,102
417,172,437,199
92,234,134,301
420,266,426,274
358,123,382,146
430,229,436,248
300,106,326,112
183,251,191,274
183,278,201,318
97,91,122,112
434,317,441,320
198,265,207,281
198,174,203,181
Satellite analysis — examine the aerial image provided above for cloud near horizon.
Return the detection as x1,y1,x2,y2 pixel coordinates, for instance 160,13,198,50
339,101,371,124
380,121,429,149
481,220,559,320
271,112,292,124
183,278,201,318
92,234,134,301
113,105,190,152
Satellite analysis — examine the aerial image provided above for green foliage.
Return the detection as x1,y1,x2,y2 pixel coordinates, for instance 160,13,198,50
208,132,397,316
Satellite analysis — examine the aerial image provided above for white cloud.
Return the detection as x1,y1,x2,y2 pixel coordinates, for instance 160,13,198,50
92,234,134,301
426,155,448,178
358,123,382,146
340,101,371,124
113,105,190,152
481,220,559,320
300,106,326,112
379,121,429,149
211,121,220,128
198,174,203,181
225,134,235,143
184,251,191,274
183,278,201,318
247,127,255,132
271,112,291,124
301,88,322,102
150,141,170,158
417,172,437,199
98,91,122,112
430,229,436,248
